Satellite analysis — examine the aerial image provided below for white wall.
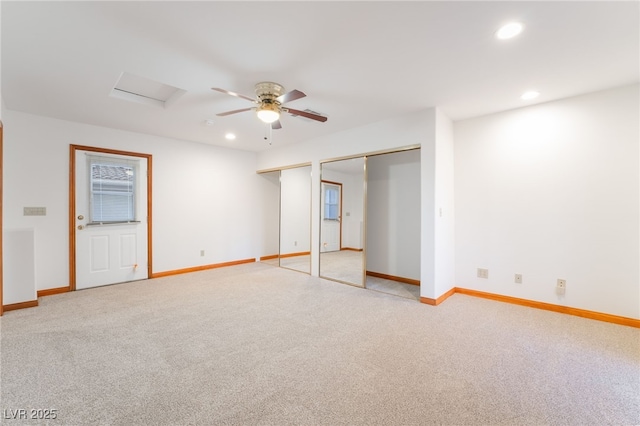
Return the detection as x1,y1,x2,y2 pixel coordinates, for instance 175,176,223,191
3,110,260,299
366,149,421,280
454,84,640,319
342,170,364,250
434,109,455,297
280,166,311,255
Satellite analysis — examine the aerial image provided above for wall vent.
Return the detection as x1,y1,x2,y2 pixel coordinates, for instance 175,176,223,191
289,108,327,122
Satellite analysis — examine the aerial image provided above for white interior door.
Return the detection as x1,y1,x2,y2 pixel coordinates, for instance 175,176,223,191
75,150,148,290
321,182,341,252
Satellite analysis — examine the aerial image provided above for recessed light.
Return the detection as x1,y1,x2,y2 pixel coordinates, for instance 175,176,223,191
521,91,540,100
225,133,236,140
496,22,524,40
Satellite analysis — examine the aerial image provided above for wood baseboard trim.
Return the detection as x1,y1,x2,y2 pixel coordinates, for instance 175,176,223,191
3,299,39,312
366,270,420,286
37,286,71,297
260,254,279,261
279,251,310,259
455,287,640,328
341,247,363,252
150,258,256,278
420,287,456,306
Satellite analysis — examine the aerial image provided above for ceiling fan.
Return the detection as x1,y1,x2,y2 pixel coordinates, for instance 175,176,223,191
212,81,327,129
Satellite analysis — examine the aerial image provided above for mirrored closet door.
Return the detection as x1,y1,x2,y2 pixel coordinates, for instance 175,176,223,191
279,166,312,274
258,170,280,267
319,157,366,287
365,149,421,301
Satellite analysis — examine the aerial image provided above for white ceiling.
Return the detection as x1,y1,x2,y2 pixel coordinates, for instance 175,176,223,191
2,1,638,152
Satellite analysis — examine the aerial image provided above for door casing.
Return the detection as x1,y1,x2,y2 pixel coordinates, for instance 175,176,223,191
69,145,153,290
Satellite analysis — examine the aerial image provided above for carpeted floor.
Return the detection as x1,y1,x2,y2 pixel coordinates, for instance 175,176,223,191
279,255,310,274
320,250,364,285
1,262,638,425
365,276,420,301
271,251,420,301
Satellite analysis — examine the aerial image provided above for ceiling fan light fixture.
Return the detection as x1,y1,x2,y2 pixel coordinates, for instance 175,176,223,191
256,104,281,123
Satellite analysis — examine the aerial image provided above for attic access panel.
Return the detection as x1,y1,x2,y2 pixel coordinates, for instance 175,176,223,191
110,72,185,108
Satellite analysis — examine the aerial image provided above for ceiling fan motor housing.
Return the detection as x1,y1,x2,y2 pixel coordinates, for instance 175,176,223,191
257,101,281,118
255,81,285,103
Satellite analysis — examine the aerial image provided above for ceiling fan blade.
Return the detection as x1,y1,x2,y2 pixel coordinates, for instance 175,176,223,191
276,89,306,104
216,107,253,117
211,87,256,103
284,108,328,122
271,120,282,130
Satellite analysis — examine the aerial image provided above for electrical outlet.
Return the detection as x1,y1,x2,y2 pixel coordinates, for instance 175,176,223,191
200,250,205,257
294,241,297,246
477,268,489,279
515,274,523,284
556,279,566,295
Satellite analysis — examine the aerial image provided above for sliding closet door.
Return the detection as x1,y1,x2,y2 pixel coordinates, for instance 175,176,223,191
258,170,280,266
365,149,421,300
279,166,311,274
319,157,366,287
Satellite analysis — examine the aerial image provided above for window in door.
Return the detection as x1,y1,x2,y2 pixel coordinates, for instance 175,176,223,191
88,155,138,223
324,185,340,220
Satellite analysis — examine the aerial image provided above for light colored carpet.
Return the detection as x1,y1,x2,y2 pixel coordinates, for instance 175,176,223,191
365,276,420,301
320,250,420,301
260,258,280,267
279,255,311,274
1,262,639,425
260,255,310,274
320,250,364,286
268,252,419,301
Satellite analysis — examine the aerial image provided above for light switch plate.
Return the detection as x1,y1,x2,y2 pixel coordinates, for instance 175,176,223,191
24,207,46,216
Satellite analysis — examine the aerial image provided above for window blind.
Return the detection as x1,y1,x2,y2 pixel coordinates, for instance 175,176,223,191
87,155,139,223
324,186,339,220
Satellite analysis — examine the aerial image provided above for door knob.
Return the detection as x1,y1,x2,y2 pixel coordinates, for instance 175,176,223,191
77,225,84,230
77,215,84,220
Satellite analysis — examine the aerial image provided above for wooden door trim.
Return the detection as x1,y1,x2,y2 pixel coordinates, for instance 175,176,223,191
321,180,343,250
69,145,153,291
